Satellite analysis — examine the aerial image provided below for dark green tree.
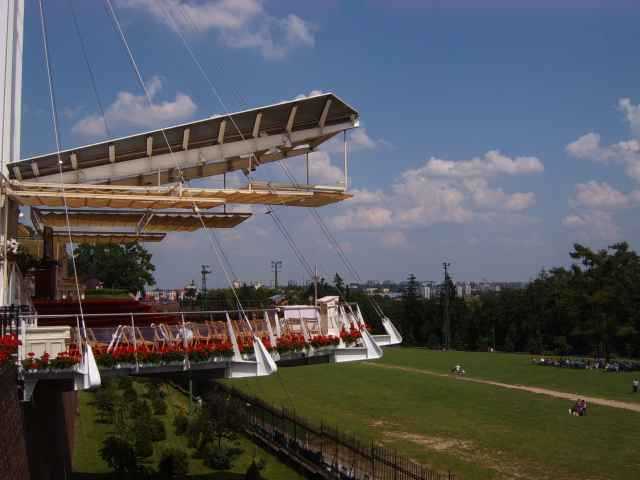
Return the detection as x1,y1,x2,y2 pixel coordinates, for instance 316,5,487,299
73,242,155,293
100,436,137,475
158,448,189,479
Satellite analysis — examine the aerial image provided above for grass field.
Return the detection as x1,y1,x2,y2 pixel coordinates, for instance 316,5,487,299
227,348,640,480
72,380,303,479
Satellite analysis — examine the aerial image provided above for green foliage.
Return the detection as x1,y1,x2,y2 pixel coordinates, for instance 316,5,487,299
200,443,234,470
16,245,40,273
100,435,137,474
173,413,189,436
245,460,265,480
94,386,116,423
73,242,156,293
149,417,167,442
134,420,154,458
158,448,189,479
152,397,168,415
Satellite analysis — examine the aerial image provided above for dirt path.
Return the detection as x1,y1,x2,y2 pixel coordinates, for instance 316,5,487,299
363,362,640,413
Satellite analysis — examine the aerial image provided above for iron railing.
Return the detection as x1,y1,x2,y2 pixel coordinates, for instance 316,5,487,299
220,384,455,480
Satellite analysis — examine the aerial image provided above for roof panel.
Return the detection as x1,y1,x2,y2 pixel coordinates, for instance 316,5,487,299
11,93,358,184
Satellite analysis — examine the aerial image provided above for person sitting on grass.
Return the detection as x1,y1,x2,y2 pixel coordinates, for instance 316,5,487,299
569,399,587,416
451,364,465,376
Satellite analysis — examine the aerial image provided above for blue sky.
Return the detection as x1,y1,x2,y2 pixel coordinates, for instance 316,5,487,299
20,0,640,288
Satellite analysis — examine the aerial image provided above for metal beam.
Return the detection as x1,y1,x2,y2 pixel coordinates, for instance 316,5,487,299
108,144,115,163
319,99,332,128
252,112,262,138
286,105,298,133
70,153,78,170
146,136,153,157
182,128,190,150
26,121,354,186
31,162,39,177
217,120,226,144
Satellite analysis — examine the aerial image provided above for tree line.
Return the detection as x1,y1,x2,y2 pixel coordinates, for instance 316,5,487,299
373,242,640,359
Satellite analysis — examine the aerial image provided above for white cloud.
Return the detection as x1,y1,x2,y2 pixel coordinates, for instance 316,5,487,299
417,150,543,178
330,149,541,231
72,76,196,138
294,89,324,100
463,178,536,211
562,210,621,242
118,0,315,60
566,98,640,183
619,98,640,138
570,181,637,209
381,231,408,248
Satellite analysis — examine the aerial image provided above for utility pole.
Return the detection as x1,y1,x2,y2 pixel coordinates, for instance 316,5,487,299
442,262,451,350
201,265,211,310
313,264,319,306
271,260,282,289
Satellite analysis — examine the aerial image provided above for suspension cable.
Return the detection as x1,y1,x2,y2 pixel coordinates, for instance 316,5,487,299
161,0,385,320
68,0,111,139
104,0,254,330
38,0,87,332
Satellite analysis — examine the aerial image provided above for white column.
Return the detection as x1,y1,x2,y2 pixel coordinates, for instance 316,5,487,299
0,0,25,305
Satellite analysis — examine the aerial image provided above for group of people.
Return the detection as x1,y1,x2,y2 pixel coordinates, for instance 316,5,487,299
569,399,588,416
451,364,466,376
532,357,640,373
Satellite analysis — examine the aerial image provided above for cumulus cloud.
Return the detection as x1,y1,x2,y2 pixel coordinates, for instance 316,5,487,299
118,0,315,60
562,210,621,242
570,181,639,209
566,98,640,183
381,231,408,248
330,149,541,231
563,181,640,242
619,98,640,138
418,150,544,178
72,76,196,138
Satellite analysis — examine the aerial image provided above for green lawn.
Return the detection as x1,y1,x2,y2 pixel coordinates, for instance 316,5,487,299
379,348,640,403
226,348,640,480
72,380,303,479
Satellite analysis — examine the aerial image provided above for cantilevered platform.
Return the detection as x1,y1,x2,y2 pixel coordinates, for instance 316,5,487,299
51,231,165,245
7,181,350,209
9,93,359,186
32,208,251,232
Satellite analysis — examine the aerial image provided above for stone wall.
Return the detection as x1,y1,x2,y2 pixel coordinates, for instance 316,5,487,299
0,365,30,480
0,365,79,480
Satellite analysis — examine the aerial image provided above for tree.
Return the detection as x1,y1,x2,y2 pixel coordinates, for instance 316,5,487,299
100,436,137,475
158,448,189,479
73,242,156,293
401,274,420,345
333,273,345,294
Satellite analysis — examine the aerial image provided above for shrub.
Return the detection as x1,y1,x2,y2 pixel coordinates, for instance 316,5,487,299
131,399,152,421
134,421,154,459
123,387,138,405
201,444,232,470
118,376,133,390
158,448,189,479
150,417,167,442
95,387,115,423
244,461,264,480
152,397,168,415
173,413,189,436
100,436,137,474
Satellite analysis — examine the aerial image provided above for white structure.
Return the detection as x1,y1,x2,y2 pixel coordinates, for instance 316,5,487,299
0,0,24,305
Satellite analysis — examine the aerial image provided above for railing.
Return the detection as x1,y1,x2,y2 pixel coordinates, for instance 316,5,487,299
221,385,455,480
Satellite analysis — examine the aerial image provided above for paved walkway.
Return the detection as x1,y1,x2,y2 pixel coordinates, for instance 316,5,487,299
363,362,640,413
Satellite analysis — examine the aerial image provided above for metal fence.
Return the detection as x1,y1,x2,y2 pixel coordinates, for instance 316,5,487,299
220,385,455,480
